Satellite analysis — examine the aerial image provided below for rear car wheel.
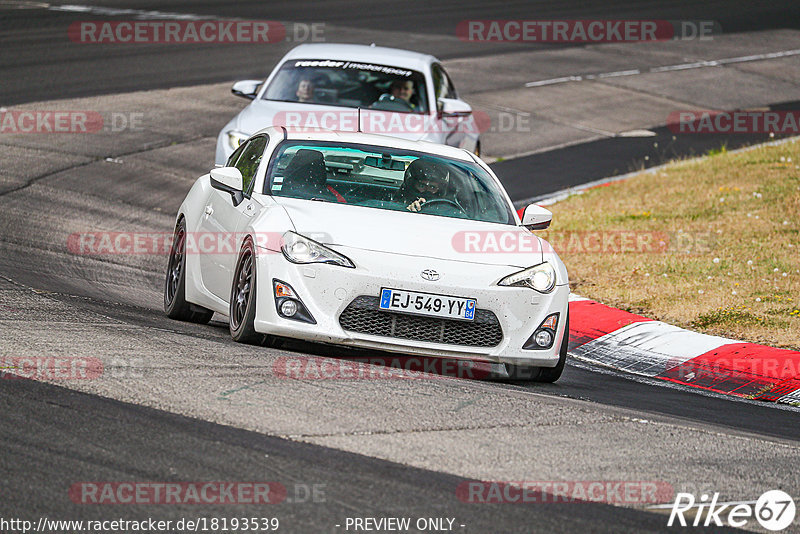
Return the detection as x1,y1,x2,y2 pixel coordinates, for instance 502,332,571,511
164,219,214,324
229,238,264,345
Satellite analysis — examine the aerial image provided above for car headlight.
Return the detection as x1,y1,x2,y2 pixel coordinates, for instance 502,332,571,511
498,262,556,293
226,130,249,150
281,231,355,268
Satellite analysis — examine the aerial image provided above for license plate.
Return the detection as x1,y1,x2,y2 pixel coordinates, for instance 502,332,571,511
379,288,476,321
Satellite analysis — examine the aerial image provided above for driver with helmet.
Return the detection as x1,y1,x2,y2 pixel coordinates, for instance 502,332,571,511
395,157,456,212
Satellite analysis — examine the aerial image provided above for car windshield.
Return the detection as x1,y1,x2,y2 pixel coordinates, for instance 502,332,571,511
263,59,429,114
265,141,515,225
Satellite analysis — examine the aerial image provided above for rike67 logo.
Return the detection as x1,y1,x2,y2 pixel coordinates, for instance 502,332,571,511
668,490,796,531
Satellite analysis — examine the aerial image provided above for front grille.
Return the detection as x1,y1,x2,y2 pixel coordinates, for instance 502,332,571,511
339,295,503,347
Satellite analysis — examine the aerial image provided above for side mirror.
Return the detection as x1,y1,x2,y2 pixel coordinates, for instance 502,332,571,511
438,98,472,118
521,204,552,231
231,80,262,100
210,167,245,205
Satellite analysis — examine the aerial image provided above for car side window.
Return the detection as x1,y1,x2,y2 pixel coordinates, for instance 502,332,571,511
441,66,458,99
234,135,269,195
432,63,458,101
226,142,247,168
431,63,447,101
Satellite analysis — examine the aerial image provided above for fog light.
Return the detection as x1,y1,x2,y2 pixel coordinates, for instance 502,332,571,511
272,279,316,324
280,299,298,317
523,313,560,350
534,330,553,347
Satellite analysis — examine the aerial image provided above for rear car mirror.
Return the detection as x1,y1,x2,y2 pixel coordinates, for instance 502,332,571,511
364,155,405,170
521,204,552,231
210,167,245,205
210,167,243,192
438,98,472,118
231,80,262,100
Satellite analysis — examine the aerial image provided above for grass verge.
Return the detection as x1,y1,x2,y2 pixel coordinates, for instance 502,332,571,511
541,139,800,349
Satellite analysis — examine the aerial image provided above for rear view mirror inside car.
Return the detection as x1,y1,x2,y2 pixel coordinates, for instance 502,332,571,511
364,155,405,171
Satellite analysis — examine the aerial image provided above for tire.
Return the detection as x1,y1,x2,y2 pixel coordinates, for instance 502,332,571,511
533,314,569,383
164,219,214,324
229,238,264,345
504,314,569,383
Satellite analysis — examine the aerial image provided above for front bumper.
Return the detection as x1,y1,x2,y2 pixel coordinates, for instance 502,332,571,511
252,246,569,367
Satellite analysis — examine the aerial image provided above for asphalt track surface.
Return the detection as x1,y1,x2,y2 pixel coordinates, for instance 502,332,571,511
0,377,682,533
2,0,800,105
1,2,800,533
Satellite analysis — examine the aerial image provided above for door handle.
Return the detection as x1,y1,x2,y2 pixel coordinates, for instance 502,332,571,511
204,205,213,216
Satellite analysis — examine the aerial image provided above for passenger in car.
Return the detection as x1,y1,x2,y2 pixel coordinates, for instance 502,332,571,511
280,149,346,202
376,80,417,111
295,78,315,102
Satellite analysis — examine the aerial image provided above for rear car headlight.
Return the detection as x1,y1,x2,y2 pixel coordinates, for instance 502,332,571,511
281,231,355,268
498,262,556,293
226,130,249,150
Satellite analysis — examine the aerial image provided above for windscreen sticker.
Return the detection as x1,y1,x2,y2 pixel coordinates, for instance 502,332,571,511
292,60,412,77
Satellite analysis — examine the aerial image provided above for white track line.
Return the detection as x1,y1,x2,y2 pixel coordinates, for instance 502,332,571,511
525,48,800,88
0,1,217,19
50,4,215,20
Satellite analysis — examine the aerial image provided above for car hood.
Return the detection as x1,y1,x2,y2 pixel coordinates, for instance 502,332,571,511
235,99,429,142
272,197,544,268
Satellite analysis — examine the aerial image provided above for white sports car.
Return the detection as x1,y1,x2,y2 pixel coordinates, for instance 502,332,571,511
168,127,569,381
215,43,481,165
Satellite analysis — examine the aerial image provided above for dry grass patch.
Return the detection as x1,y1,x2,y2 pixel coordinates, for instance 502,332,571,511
541,140,800,349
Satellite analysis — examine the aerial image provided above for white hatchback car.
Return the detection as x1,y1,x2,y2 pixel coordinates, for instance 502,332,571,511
171,127,569,381
215,43,481,165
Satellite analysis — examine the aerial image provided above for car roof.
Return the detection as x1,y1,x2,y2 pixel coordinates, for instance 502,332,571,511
254,126,474,162
281,43,437,73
